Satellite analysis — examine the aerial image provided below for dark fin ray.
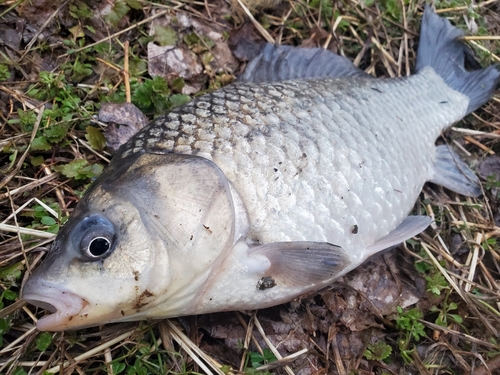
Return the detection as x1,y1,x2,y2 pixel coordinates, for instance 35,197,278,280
365,216,432,257
249,242,350,287
238,44,371,84
430,145,481,197
416,5,499,114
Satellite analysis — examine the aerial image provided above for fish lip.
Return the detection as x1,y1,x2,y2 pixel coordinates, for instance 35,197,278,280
22,280,88,331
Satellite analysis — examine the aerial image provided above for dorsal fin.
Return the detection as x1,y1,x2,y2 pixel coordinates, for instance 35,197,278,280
238,43,371,84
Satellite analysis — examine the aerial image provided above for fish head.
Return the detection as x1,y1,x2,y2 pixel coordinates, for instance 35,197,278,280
23,152,237,331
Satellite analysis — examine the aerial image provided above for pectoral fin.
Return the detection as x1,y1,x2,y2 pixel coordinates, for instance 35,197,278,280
430,145,481,197
365,215,432,257
249,242,350,287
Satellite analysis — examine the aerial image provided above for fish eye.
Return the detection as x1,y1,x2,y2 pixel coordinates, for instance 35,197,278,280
81,232,115,260
87,237,111,258
77,216,116,261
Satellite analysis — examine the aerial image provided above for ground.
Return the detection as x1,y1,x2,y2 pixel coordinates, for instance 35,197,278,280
0,0,500,374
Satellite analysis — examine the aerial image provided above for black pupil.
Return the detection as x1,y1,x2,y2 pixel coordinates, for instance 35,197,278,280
89,238,110,257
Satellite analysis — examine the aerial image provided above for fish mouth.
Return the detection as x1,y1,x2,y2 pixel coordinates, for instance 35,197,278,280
22,280,89,331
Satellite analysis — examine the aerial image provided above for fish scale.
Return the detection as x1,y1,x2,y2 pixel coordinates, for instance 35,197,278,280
118,68,466,258
22,7,500,330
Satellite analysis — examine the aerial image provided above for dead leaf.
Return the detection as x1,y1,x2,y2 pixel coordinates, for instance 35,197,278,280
99,102,149,153
477,155,500,180
147,11,238,94
147,43,204,95
228,22,265,61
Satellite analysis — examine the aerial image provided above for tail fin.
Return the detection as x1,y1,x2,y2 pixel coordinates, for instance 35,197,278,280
416,5,499,114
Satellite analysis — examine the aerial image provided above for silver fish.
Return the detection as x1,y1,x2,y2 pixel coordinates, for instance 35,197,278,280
23,7,499,331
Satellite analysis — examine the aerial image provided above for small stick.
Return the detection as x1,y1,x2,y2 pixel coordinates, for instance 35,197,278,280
238,312,255,372
0,107,44,189
166,320,225,375
467,40,500,63
463,135,495,155
328,326,346,375
421,242,465,300
464,35,500,41
236,0,275,44
435,0,498,13
0,224,55,238
235,311,265,358
124,41,131,103
96,58,122,72
42,164,68,217
0,173,58,200
45,329,136,373
60,10,170,57
253,315,295,375
23,1,70,55
401,0,410,76
465,232,482,292
256,348,309,371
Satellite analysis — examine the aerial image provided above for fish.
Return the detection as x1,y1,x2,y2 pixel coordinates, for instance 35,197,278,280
22,6,499,331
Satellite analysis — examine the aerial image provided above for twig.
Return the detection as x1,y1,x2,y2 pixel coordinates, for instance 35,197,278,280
0,173,59,200
45,329,136,373
465,232,483,292
123,41,131,103
60,10,170,57
463,135,495,154
0,224,56,238
0,106,44,189
253,315,295,375
166,320,226,375
236,0,275,44
22,1,70,55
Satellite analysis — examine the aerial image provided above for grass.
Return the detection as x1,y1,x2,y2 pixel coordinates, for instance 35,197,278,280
1,0,500,374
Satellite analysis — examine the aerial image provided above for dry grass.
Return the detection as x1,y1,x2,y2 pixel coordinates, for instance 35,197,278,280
1,0,500,374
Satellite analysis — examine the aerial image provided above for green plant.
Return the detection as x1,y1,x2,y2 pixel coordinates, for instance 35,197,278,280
429,292,463,327
0,261,24,346
425,272,449,296
105,0,143,26
364,341,392,361
309,0,333,20
183,32,215,53
53,159,103,181
414,248,433,274
154,25,178,46
412,249,449,295
395,307,426,363
0,64,10,81
69,1,92,19
131,76,190,114
381,0,403,20
484,175,500,191
22,200,65,234
35,332,53,352
243,348,276,374
483,237,497,251
396,307,426,341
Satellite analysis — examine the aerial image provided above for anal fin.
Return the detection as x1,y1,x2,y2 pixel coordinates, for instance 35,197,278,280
365,216,432,257
430,145,481,197
249,242,350,288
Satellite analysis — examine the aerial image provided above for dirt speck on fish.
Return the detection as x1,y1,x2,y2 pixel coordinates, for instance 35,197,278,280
23,7,499,331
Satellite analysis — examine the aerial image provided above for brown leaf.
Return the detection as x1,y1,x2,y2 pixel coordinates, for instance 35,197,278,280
99,102,149,153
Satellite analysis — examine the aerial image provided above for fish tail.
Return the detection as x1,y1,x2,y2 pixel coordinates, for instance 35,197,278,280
416,5,499,114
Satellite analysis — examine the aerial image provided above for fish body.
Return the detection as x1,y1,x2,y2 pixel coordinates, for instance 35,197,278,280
23,7,499,331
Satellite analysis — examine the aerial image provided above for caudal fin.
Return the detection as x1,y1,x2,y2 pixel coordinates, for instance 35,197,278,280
416,5,499,114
